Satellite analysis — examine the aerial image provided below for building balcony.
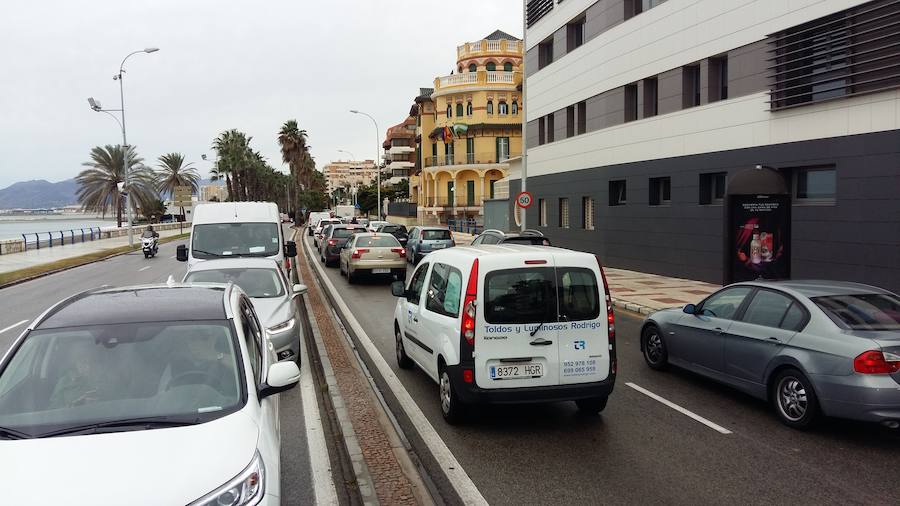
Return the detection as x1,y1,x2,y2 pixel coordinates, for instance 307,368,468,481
387,145,415,155
457,39,523,60
424,152,511,169
419,196,486,214
434,70,520,96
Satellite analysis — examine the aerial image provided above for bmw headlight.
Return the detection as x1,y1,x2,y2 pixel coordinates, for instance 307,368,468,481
267,318,296,335
190,452,265,506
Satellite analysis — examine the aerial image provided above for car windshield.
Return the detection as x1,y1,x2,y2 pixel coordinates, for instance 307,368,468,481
356,236,400,247
0,322,243,438
185,268,284,298
382,225,406,234
504,236,551,245
192,223,279,258
423,230,452,241
813,293,900,330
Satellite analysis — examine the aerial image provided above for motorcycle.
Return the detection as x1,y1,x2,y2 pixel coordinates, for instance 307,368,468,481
141,236,158,258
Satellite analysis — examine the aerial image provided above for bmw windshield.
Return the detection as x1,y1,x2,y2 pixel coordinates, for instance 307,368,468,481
0,321,244,438
192,222,280,258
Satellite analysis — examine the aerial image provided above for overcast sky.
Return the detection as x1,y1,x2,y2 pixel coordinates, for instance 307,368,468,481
0,0,521,189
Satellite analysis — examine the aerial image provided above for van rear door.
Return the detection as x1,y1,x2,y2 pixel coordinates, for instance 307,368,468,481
475,253,560,389
553,253,610,384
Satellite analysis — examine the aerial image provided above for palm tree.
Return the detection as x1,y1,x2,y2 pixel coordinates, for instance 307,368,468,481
76,145,159,227
213,129,253,201
278,120,309,215
156,152,200,221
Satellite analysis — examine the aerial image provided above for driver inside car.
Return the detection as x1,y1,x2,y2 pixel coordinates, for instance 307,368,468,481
165,327,236,399
49,343,119,408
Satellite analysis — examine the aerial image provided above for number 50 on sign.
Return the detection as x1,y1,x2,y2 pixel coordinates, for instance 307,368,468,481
516,191,533,209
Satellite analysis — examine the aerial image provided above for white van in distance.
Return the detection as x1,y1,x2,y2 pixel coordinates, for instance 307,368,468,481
391,244,617,423
176,202,296,271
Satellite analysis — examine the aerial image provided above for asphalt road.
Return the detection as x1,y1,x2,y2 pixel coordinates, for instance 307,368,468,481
0,231,315,505
308,234,900,506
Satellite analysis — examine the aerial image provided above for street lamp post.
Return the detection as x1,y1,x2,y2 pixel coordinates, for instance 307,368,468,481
88,47,159,247
337,149,358,210
349,110,381,219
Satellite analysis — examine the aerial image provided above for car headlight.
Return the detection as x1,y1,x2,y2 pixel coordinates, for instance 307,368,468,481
268,318,296,334
190,451,265,506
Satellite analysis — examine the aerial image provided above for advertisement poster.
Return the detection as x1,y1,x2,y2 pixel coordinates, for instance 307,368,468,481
729,194,790,282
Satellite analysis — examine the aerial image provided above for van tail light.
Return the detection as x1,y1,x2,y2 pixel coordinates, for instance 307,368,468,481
351,248,369,260
854,350,900,374
461,258,479,348
595,255,615,344
328,239,337,246
391,247,406,257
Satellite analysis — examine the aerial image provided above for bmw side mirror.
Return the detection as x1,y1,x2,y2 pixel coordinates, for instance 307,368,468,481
283,241,297,258
293,284,308,296
683,303,696,315
176,245,188,262
391,281,406,297
259,361,301,399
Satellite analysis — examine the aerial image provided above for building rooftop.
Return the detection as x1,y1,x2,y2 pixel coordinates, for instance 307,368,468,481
484,29,520,41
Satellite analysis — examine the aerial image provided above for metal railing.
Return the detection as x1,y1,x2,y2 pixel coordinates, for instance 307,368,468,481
422,197,483,207
20,227,103,252
425,153,510,167
448,218,483,235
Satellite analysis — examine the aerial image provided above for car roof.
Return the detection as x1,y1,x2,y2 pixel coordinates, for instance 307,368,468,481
423,244,594,264
737,279,895,298
416,226,451,231
35,285,229,330
185,257,281,272
193,202,278,224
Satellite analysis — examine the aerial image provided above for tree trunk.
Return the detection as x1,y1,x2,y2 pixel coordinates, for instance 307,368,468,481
116,193,123,228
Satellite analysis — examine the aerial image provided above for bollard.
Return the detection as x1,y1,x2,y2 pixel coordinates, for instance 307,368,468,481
48,231,53,247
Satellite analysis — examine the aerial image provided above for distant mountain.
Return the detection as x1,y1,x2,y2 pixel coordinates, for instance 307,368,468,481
0,179,78,209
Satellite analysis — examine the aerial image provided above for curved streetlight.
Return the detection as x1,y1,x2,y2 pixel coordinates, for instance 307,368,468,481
349,110,381,219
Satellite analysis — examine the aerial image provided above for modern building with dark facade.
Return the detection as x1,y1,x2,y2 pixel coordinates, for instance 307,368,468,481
515,0,900,291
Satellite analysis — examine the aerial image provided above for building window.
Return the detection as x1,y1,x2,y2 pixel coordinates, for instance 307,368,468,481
643,77,658,117
559,198,570,228
468,63,477,73
649,177,671,206
538,117,546,145
794,166,836,203
498,101,508,115
446,103,452,118
487,100,494,115
566,106,575,137
546,114,555,143
466,138,475,163
582,197,594,230
567,17,586,52
624,83,638,122
486,62,496,72
538,38,554,68
512,101,519,115
496,137,510,162
683,64,701,108
445,142,455,165
539,198,547,226
504,62,513,72
699,172,727,205
625,0,667,19
609,180,627,206
456,103,464,117
709,56,728,102
466,102,473,116
577,101,586,134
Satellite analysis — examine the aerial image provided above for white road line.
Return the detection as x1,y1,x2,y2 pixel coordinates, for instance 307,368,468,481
302,232,488,505
169,255,176,259
0,320,29,336
626,382,733,434
138,266,152,272
298,314,339,505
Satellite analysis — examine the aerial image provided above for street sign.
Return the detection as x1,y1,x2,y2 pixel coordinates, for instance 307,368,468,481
173,185,193,207
516,191,534,209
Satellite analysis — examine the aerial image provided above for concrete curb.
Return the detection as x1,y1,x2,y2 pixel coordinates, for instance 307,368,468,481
611,298,657,316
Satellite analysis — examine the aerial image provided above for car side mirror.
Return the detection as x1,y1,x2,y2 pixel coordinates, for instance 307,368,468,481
391,281,406,297
283,241,297,258
259,361,301,399
683,303,696,315
293,284,308,296
176,245,188,262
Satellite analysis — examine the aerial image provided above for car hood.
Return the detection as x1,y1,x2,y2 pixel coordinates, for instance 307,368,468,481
0,411,260,506
250,296,294,327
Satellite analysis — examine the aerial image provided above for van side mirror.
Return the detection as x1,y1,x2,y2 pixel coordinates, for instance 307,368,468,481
176,245,188,262
259,361,300,399
283,241,297,258
683,303,696,315
391,281,406,297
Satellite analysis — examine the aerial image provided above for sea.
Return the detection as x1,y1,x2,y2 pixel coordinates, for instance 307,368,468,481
0,214,119,241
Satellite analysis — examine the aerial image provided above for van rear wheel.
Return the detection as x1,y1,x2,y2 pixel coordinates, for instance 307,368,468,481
575,396,608,415
440,368,466,424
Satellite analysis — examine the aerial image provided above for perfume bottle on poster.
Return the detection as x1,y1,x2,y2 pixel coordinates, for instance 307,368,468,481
750,233,762,264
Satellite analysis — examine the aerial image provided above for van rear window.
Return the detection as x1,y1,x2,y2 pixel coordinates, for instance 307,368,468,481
484,267,600,324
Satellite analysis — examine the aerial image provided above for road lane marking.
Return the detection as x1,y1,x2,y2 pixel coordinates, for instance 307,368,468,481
0,320,29,336
626,382,733,434
138,266,152,272
301,230,488,505
169,255,176,259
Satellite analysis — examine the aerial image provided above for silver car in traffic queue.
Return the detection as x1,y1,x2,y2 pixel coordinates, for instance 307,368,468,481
640,280,900,429
183,258,307,363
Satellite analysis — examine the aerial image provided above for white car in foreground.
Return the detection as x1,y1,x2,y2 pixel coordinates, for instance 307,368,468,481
0,283,300,505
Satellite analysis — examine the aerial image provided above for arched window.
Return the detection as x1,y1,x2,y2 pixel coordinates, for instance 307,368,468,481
446,104,452,118
498,101,508,115
466,102,473,115
512,101,519,115
468,63,477,73
486,100,494,114
486,62,496,71
504,62,513,72
456,103,464,117
458,65,463,73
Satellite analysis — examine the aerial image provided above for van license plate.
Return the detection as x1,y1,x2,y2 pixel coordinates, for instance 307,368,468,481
372,268,390,274
490,363,543,380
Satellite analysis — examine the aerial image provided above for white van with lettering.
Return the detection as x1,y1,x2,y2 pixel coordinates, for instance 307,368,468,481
390,245,617,423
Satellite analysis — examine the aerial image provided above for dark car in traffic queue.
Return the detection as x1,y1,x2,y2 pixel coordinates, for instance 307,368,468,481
640,279,900,429
318,224,364,267
375,223,409,247
471,228,552,246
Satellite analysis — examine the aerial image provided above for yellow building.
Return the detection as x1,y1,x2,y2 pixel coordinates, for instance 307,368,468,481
413,30,523,224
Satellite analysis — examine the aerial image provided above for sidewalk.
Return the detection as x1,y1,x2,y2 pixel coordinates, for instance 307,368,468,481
0,228,186,275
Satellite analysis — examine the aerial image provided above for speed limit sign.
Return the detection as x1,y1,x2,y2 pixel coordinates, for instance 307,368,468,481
516,191,534,209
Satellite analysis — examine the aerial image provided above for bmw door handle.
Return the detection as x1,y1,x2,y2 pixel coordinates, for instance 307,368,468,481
767,337,781,344
714,327,726,335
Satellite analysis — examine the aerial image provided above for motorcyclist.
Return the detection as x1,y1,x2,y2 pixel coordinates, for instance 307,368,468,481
141,225,159,240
